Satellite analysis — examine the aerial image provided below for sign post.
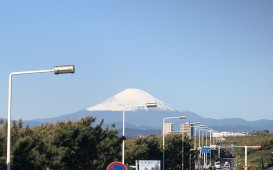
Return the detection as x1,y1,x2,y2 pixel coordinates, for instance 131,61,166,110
136,160,160,170
107,161,127,170
232,145,261,170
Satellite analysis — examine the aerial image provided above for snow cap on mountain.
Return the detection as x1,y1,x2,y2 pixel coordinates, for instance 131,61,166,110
86,88,181,112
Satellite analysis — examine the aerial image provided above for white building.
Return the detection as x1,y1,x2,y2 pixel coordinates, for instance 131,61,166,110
180,122,194,137
162,123,173,135
213,131,247,137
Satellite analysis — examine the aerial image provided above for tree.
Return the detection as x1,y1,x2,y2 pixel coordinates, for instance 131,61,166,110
164,134,192,170
8,116,122,170
0,120,7,170
126,135,162,166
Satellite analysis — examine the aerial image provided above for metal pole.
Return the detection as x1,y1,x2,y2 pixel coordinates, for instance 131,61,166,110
245,146,248,170
202,130,204,147
163,119,165,170
198,129,201,170
204,152,206,169
122,107,125,164
206,130,208,146
182,131,184,170
199,129,201,148
122,104,153,165
194,127,197,150
7,74,12,170
7,69,55,170
218,145,220,158
162,116,186,170
209,131,212,146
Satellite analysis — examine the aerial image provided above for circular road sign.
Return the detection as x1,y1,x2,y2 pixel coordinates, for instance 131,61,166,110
107,161,127,170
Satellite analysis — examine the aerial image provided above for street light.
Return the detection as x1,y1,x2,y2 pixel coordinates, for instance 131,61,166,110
7,65,75,170
182,122,200,170
198,126,207,148
162,116,186,170
203,127,212,147
191,122,201,150
122,103,157,165
207,128,213,146
197,125,206,170
187,122,200,170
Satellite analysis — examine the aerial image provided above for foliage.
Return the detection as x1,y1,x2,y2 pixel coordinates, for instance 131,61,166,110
0,119,6,170
126,135,162,166
125,133,192,170
223,130,273,170
0,116,121,170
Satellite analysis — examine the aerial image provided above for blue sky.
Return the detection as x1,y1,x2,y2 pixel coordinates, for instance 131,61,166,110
0,1,273,121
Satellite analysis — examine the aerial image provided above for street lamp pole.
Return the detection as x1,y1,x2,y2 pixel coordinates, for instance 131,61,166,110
182,122,199,170
188,123,200,170
191,122,200,150
162,116,186,170
208,129,212,146
122,103,157,165
198,126,206,170
205,130,208,147
182,128,184,170
198,127,206,148
7,65,75,170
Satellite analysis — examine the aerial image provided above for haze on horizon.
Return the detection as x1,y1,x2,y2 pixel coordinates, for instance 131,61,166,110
0,1,273,121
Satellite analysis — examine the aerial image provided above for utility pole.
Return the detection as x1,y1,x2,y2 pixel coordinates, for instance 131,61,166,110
233,145,261,170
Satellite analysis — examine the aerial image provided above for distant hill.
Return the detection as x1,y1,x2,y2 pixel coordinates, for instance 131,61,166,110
21,88,273,135
23,110,273,133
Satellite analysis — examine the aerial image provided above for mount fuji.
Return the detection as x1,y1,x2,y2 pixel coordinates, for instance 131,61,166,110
82,88,195,129
23,88,273,133
24,88,202,130
87,88,181,112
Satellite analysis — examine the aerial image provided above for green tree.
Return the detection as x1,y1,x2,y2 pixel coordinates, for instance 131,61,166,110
0,119,7,170
93,124,121,169
8,116,121,170
163,134,192,169
126,135,162,166
125,134,193,170
224,131,273,170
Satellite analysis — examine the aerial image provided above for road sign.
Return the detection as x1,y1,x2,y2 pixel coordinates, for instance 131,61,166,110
136,160,160,170
107,161,127,170
230,144,234,148
257,144,261,149
201,147,211,153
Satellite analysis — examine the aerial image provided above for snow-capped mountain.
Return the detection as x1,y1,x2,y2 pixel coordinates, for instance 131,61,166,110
22,88,273,133
86,88,181,112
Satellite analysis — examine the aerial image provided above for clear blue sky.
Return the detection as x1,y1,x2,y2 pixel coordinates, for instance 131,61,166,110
0,1,273,121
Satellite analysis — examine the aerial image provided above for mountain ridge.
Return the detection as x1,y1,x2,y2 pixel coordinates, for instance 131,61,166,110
19,88,273,132
22,110,273,132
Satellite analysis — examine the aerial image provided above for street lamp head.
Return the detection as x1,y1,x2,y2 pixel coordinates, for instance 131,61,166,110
146,103,157,108
178,116,187,119
54,65,75,75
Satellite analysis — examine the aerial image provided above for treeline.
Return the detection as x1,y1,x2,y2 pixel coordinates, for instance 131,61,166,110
0,117,193,170
0,117,121,170
223,130,273,170
126,134,193,169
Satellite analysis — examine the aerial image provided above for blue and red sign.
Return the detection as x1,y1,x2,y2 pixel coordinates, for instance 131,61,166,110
107,161,127,170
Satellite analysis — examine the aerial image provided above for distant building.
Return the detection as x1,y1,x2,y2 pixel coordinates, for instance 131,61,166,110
180,122,194,137
213,131,247,137
162,123,173,135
